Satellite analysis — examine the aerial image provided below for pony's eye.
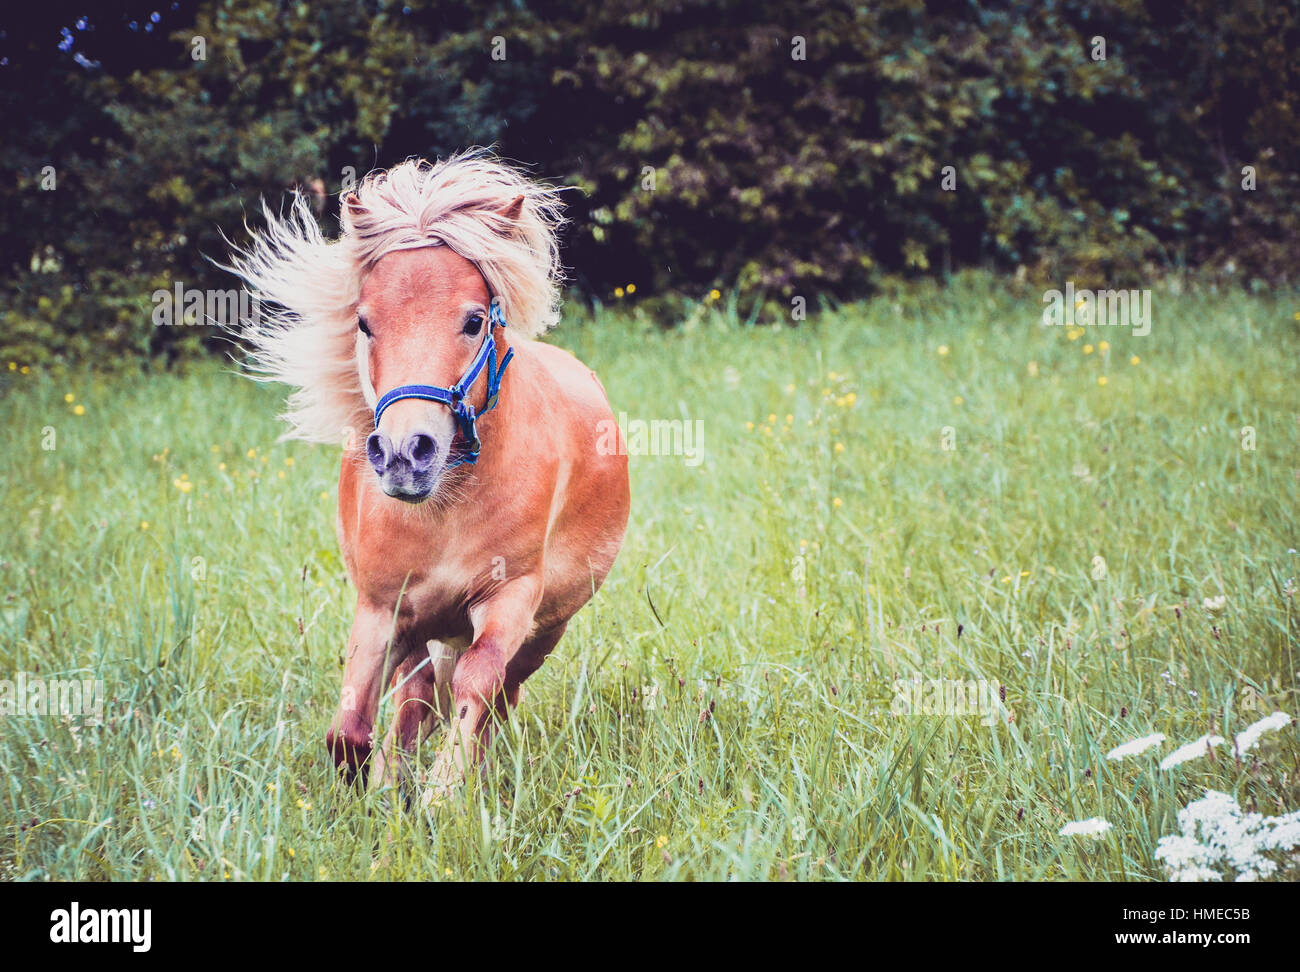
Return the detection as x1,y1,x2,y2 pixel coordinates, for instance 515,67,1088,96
463,314,484,337
357,317,371,337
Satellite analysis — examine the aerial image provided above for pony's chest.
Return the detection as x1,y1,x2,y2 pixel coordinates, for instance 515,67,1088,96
337,464,473,581
345,517,477,597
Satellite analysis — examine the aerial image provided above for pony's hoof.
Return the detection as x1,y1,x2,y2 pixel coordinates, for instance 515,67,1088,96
422,751,465,804
419,786,452,808
419,781,461,806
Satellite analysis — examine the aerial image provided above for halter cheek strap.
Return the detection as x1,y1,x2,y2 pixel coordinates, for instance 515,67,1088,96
372,301,514,468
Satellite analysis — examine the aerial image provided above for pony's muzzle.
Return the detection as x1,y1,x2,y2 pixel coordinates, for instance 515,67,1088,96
366,429,441,501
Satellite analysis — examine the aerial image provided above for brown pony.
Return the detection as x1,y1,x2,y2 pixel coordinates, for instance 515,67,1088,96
229,153,629,791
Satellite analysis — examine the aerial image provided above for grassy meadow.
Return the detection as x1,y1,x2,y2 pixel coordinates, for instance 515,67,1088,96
1,273,1298,881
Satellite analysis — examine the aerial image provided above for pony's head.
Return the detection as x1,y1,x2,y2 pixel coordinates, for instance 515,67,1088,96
227,151,565,502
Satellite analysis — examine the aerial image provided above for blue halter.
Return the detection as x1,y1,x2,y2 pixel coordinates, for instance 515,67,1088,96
371,301,514,468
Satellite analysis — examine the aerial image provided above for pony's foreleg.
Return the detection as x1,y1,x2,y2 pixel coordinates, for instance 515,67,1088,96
326,604,407,786
371,652,435,792
432,580,547,788
373,640,457,791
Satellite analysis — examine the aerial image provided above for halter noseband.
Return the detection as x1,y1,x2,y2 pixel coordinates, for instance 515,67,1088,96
371,301,514,468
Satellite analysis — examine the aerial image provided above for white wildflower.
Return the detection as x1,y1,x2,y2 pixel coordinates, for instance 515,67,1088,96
1202,595,1226,613
1159,733,1225,770
1155,790,1300,882
1153,835,1222,882
1106,732,1166,761
1060,817,1112,838
1234,711,1291,755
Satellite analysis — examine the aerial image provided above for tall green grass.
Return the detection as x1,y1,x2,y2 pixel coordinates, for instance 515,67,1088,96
1,272,1297,880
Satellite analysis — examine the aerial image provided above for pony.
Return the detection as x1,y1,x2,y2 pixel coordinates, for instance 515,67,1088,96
227,152,630,792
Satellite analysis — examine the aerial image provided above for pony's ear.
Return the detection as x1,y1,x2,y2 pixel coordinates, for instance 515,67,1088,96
340,191,366,232
497,193,526,224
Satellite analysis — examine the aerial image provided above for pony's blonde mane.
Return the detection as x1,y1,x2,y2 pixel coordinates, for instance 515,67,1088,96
226,150,566,444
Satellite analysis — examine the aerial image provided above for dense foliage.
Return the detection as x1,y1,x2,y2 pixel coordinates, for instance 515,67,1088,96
1,0,1296,364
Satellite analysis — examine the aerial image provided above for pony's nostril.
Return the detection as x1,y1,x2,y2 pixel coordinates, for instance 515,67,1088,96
406,432,438,471
365,431,392,472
